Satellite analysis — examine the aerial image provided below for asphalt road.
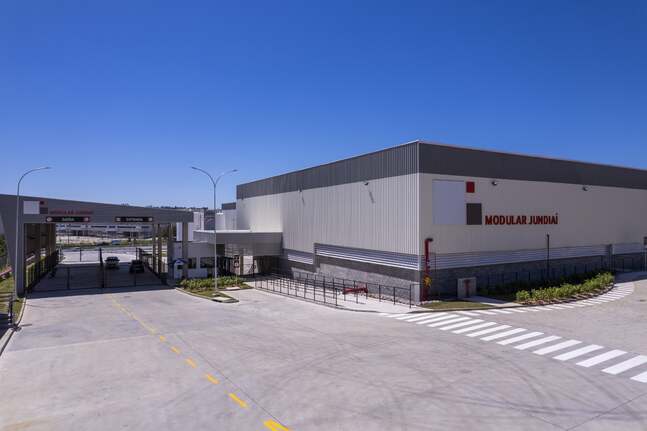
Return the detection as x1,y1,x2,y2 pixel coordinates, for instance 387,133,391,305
0,275,646,430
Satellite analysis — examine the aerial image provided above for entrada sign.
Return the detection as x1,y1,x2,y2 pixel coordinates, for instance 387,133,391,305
46,216,90,223
485,214,559,226
115,216,154,223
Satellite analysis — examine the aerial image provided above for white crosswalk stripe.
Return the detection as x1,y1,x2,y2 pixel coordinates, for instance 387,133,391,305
406,314,444,322
553,345,604,361
602,356,647,375
457,311,480,316
452,321,497,334
438,319,483,331
576,350,627,368
515,335,562,350
630,371,647,383
396,314,424,320
533,340,582,356
497,331,543,346
428,317,471,327
481,328,527,341
474,310,498,315
465,325,511,338
416,314,457,325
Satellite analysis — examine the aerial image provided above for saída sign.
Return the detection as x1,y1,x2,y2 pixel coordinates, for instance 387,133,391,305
485,214,559,226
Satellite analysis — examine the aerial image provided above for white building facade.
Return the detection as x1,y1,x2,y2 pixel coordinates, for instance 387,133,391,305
234,141,647,301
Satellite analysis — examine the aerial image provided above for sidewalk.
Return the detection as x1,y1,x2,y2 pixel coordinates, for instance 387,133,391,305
242,280,418,313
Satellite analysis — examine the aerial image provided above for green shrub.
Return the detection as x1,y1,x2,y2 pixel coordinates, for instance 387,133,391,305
521,272,613,303
516,290,531,303
179,276,241,290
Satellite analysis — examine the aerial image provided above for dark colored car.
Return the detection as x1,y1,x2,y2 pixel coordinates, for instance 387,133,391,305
129,260,145,273
105,256,120,269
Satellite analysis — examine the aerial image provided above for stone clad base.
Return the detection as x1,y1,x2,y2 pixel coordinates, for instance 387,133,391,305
276,252,646,303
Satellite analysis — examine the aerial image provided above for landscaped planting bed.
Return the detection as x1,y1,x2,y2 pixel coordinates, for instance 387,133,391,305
514,272,614,304
178,276,250,299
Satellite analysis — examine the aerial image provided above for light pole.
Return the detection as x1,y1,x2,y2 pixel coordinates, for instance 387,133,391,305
14,167,51,303
191,167,237,297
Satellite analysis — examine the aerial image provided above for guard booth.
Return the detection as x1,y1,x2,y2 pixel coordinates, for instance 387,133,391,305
0,194,193,296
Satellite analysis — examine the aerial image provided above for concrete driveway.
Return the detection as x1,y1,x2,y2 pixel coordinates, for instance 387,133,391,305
1,277,646,430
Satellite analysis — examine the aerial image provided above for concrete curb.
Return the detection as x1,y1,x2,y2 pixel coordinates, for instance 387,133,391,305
0,298,26,357
174,287,239,303
411,283,618,314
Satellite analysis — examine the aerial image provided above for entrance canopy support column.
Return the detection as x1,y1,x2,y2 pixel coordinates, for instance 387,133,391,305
157,224,163,278
181,222,189,279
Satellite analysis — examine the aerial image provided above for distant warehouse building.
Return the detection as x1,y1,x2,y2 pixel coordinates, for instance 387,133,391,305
205,141,647,302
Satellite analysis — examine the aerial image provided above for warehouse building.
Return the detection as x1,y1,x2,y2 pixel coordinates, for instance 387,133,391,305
225,140,647,302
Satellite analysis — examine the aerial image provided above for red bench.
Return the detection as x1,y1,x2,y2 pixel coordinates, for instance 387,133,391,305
343,284,368,295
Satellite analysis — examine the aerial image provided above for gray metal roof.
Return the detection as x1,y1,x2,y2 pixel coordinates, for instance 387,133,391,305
237,140,647,199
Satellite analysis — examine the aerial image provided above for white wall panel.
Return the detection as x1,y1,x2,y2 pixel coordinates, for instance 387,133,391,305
432,180,465,225
421,173,647,255
237,173,419,256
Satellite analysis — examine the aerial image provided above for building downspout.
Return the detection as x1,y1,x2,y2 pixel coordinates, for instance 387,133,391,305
423,237,433,301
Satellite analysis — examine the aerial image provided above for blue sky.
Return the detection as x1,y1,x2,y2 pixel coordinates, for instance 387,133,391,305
1,1,645,208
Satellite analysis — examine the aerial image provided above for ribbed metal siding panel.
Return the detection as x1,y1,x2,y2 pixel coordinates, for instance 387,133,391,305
284,249,314,265
315,244,419,270
237,143,419,199
432,245,608,270
612,243,643,255
237,172,420,256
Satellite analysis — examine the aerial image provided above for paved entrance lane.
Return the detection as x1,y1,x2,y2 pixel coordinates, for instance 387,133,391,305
2,284,647,430
0,288,283,431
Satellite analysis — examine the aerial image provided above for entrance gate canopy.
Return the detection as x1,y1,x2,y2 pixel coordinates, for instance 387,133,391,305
0,194,193,295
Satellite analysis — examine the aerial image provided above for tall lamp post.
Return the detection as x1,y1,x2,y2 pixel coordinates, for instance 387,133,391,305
191,167,237,297
14,167,51,302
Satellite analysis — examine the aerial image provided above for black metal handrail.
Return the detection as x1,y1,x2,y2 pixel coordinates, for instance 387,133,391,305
257,269,413,308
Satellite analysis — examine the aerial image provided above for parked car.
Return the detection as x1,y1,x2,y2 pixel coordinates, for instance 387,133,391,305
129,260,145,274
105,256,120,269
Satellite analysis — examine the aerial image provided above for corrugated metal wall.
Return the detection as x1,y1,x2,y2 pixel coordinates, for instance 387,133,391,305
428,244,638,270
237,171,420,257
237,142,419,199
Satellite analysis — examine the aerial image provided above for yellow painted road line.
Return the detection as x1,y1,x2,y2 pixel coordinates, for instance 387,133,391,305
228,393,248,409
205,374,220,385
264,419,291,431
171,346,181,354
159,335,166,342
185,358,197,368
